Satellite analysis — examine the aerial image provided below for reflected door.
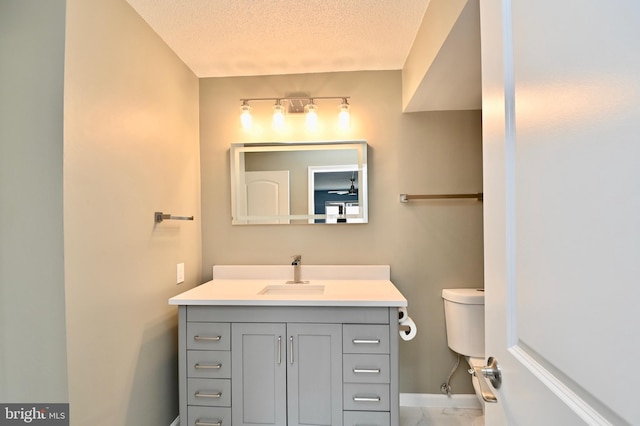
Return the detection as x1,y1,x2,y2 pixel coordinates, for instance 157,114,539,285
244,171,290,224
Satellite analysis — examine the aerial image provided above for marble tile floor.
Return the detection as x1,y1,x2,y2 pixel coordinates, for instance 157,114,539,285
400,406,484,426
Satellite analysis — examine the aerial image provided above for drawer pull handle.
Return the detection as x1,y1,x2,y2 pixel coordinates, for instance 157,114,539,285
290,336,294,365
353,396,381,402
277,336,282,365
195,421,222,426
353,339,380,344
353,368,381,374
194,363,222,370
194,335,222,342
195,391,222,398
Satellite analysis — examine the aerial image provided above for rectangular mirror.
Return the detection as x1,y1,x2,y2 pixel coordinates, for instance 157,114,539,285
230,140,368,225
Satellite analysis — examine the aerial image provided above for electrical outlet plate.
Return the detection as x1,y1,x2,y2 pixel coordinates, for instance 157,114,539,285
177,263,185,284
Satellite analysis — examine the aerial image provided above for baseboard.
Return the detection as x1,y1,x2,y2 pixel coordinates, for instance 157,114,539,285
170,395,477,424
400,393,481,409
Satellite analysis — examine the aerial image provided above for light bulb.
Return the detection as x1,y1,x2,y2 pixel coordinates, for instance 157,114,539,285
240,102,252,130
272,101,285,130
338,99,350,129
305,102,318,131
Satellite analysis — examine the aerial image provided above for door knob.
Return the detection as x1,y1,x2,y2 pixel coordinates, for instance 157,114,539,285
469,356,502,403
480,356,502,388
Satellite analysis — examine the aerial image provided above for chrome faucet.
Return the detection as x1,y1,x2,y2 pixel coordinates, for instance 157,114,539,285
291,255,302,284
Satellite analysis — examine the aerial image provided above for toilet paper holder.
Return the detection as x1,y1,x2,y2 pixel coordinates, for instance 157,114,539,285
398,307,417,340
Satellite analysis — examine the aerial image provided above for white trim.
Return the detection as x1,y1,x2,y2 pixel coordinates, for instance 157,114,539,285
400,393,482,409
509,346,611,425
171,396,478,425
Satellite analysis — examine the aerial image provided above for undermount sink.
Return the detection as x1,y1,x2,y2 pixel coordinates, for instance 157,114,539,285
258,284,325,296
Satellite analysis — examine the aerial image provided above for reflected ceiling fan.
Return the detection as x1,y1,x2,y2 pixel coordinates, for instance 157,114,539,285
328,173,358,196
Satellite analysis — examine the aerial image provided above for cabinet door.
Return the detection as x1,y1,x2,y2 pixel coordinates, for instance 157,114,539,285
287,323,342,426
232,323,287,426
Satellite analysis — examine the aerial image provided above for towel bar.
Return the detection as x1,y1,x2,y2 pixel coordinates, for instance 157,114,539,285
154,212,194,223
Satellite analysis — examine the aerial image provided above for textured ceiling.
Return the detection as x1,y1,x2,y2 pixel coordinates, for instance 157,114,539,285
126,0,431,78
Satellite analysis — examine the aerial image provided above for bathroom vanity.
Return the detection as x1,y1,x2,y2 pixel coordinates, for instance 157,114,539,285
169,265,407,426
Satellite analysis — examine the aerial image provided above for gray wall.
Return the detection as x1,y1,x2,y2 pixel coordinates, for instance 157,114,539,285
63,0,201,424
0,0,69,402
200,71,484,394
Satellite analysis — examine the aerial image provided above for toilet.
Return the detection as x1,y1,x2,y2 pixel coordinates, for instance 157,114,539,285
442,288,486,422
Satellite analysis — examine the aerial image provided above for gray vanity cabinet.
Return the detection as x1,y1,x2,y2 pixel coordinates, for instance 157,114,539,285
285,323,342,426
178,305,399,426
231,322,342,426
231,323,286,426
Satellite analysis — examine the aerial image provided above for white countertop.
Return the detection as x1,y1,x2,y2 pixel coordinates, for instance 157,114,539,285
168,265,408,307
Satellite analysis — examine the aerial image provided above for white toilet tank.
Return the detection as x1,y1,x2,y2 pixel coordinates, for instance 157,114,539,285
442,288,485,358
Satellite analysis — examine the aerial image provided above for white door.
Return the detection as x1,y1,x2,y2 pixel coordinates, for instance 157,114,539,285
480,0,640,425
244,171,290,224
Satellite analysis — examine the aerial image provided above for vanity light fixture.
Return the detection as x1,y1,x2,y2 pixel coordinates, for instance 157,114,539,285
238,96,351,130
272,99,285,130
338,98,350,129
240,100,252,130
305,99,318,131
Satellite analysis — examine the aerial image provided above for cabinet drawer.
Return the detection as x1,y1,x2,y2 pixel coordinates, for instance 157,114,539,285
187,322,230,351
343,383,390,411
188,378,231,407
343,354,390,383
187,351,231,379
343,325,389,354
187,406,231,426
344,410,390,426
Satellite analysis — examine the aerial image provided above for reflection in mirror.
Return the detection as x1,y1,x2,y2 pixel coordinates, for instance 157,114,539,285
308,167,362,224
230,141,367,225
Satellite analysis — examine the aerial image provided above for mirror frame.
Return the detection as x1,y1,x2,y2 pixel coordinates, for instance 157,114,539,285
230,140,368,225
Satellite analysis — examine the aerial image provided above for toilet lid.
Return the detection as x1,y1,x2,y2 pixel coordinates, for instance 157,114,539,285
442,288,485,304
